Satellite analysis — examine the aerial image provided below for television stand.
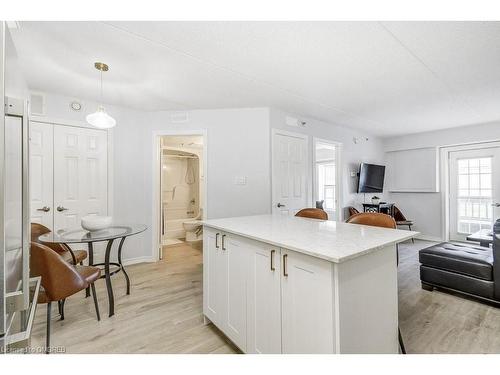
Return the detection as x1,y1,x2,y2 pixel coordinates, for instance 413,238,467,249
362,203,395,217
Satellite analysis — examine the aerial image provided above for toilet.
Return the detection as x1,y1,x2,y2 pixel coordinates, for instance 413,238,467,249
183,209,203,242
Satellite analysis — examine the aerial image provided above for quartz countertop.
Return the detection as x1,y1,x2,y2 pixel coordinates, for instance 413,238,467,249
203,214,419,263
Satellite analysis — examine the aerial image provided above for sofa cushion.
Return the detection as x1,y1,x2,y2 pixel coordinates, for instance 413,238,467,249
419,242,493,281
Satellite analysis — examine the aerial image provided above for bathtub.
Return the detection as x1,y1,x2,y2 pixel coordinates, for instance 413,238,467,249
162,206,197,239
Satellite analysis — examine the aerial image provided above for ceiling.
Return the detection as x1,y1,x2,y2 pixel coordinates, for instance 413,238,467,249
9,21,500,137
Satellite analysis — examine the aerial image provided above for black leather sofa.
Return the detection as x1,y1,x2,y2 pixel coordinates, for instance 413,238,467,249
419,219,500,304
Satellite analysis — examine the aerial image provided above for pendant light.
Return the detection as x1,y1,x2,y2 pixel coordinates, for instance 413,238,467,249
86,62,116,129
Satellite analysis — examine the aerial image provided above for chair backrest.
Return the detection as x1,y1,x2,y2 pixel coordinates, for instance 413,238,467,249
31,222,50,242
345,212,396,229
295,208,328,220
315,200,325,209
348,206,360,218
31,222,66,255
30,242,86,302
393,206,407,222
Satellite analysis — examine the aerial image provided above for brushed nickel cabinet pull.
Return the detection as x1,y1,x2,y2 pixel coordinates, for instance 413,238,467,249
222,234,226,250
270,249,276,271
283,254,288,277
215,233,220,249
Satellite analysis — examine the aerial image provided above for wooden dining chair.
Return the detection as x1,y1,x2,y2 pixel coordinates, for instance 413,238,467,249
31,223,87,265
30,242,101,353
295,208,328,220
345,212,406,354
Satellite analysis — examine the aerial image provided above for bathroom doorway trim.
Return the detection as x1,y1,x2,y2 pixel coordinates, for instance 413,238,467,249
151,129,208,261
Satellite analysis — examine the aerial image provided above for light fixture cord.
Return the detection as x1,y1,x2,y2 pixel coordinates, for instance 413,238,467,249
100,69,103,102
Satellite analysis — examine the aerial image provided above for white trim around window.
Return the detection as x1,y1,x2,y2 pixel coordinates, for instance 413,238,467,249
312,137,343,221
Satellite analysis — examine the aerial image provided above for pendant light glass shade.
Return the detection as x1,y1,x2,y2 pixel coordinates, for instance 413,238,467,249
86,105,116,129
87,62,116,129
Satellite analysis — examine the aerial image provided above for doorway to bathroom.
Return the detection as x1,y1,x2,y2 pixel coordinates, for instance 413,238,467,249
154,133,206,259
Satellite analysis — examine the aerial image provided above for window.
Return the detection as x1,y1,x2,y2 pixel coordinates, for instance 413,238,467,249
456,157,493,234
314,140,337,219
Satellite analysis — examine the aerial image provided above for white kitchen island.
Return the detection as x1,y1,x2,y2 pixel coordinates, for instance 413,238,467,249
202,214,418,354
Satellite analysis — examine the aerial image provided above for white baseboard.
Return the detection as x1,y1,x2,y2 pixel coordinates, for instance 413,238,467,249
122,256,156,266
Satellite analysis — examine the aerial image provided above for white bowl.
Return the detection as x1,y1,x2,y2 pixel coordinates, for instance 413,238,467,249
81,215,112,232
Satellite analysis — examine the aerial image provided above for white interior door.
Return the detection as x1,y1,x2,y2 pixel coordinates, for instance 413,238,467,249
449,146,500,241
29,121,54,228
272,130,308,215
53,125,108,231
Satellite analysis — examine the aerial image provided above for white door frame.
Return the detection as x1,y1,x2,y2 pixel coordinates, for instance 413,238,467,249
151,129,208,261
312,137,343,221
29,115,114,218
271,128,309,215
440,140,500,242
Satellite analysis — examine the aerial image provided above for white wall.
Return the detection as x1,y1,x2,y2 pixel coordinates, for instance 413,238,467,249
31,93,151,262
269,108,386,219
383,121,500,241
34,92,387,261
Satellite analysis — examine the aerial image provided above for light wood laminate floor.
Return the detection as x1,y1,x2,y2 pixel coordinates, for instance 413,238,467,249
30,240,500,353
30,242,238,353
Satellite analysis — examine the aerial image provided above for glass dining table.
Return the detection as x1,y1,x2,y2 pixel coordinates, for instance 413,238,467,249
39,224,147,317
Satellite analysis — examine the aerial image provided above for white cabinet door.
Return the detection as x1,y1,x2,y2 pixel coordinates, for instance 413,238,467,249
53,125,107,230
203,227,223,324
221,233,247,351
247,242,281,353
29,121,53,228
281,249,335,354
272,130,308,216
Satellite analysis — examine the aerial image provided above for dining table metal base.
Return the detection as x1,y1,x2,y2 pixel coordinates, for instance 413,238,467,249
86,237,131,317
39,224,146,318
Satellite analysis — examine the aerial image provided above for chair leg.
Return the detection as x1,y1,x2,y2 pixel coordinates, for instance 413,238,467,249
46,302,52,354
90,283,101,321
398,327,406,354
58,299,65,321
396,244,399,265
408,225,414,243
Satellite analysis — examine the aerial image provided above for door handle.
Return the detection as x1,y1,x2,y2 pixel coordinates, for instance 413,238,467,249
221,234,226,250
270,249,276,271
277,203,286,208
215,233,220,249
57,206,69,212
283,254,288,277
492,203,500,207
36,206,50,212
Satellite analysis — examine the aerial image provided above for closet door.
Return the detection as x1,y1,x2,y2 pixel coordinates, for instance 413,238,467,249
53,125,107,231
29,121,54,228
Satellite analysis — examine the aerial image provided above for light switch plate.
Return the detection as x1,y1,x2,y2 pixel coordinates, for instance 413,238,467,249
235,176,247,185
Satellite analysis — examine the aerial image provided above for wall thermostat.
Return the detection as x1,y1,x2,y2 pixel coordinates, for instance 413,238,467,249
70,101,82,111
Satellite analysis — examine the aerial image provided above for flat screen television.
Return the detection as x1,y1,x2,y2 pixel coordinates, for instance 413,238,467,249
357,163,385,193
